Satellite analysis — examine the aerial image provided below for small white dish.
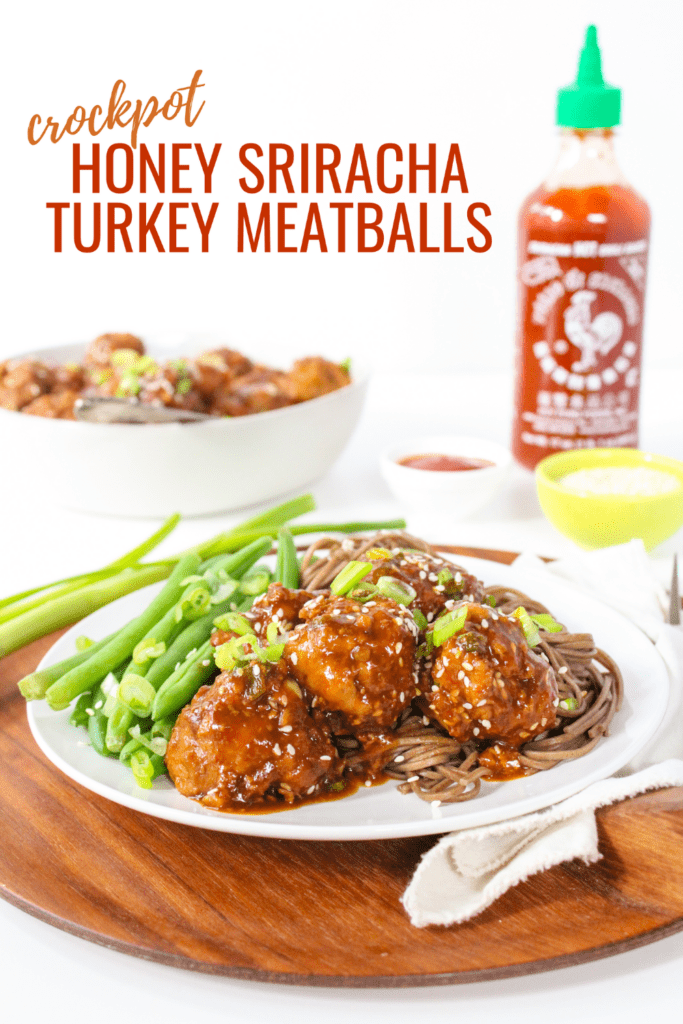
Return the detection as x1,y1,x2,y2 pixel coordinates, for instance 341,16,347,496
380,435,512,517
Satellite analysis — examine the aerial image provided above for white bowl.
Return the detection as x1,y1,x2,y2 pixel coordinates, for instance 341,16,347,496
380,435,512,517
0,341,368,517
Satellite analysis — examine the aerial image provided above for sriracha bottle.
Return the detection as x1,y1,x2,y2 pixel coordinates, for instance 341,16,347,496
512,26,650,470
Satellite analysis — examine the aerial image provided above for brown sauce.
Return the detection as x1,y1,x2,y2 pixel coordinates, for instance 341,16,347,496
211,769,388,815
398,453,495,472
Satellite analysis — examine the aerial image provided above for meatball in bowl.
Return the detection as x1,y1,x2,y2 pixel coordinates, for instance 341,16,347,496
0,334,367,516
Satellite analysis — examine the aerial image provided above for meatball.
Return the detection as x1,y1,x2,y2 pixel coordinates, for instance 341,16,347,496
365,550,484,623
0,359,52,410
424,603,558,748
284,593,419,734
166,659,342,811
22,390,79,419
213,367,294,416
190,349,254,399
283,357,350,402
84,333,145,367
138,361,208,413
246,583,317,640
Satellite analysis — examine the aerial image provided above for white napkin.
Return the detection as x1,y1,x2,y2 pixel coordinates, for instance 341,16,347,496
402,540,683,928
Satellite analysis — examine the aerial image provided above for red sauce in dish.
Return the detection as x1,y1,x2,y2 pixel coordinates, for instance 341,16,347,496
398,453,495,472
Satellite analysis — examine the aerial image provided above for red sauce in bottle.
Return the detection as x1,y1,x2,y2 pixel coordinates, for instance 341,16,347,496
398,454,495,472
511,28,650,470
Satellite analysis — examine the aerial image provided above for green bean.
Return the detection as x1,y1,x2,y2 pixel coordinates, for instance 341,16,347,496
69,692,94,728
86,684,112,757
144,594,249,690
275,528,300,588
152,639,214,721
18,626,125,701
45,552,201,711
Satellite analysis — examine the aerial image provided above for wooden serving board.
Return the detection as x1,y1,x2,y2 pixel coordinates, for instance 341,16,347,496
3,545,683,987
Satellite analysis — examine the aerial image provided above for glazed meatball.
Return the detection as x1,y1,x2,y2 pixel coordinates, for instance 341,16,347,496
209,584,317,652
283,357,350,402
213,367,294,416
0,359,52,410
424,603,558,749
365,550,484,623
284,593,419,734
84,333,144,367
137,361,208,413
190,349,254,398
22,390,79,419
166,659,342,811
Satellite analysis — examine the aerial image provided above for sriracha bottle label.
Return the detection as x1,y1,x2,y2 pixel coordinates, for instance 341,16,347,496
513,237,648,467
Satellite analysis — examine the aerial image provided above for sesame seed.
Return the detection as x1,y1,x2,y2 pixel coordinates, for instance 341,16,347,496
395,642,402,654
428,573,438,582
287,744,296,755
273,743,282,755
407,775,420,783
422,715,430,726
307,785,316,794
477,699,487,707
427,612,434,622
394,755,405,763
431,684,439,691
442,656,449,667
290,652,298,665
201,660,210,667
399,692,405,702
94,701,103,710
320,755,331,761
482,619,489,629
455,573,462,583
365,780,372,786
280,725,293,732
85,708,95,717
558,665,568,674
463,661,473,671
463,702,473,709
458,670,465,681
481,719,491,729
541,718,547,726
419,571,427,579
473,727,480,736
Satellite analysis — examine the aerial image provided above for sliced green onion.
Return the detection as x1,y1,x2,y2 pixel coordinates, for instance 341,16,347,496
348,582,379,603
111,348,142,368
412,608,428,632
364,547,392,561
118,674,156,717
530,613,563,634
210,579,240,604
175,585,211,622
264,643,285,662
437,569,453,586
132,637,166,665
130,749,155,789
560,697,579,711
486,594,496,607
330,560,373,596
432,605,468,648
75,635,95,652
339,357,352,374
213,611,252,634
151,715,177,740
239,565,272,596
180,574,204,586
266,621,280,644
328,781,345,792
176,377,193,395
214,633,258,671
512,607,541,647
375,576,417,606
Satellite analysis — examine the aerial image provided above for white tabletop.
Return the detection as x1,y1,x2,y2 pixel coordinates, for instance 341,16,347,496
2,369,683,1022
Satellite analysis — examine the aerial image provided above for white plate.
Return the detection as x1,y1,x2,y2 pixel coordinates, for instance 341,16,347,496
27,556,669,841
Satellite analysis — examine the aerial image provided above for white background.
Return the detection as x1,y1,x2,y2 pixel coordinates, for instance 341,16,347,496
2,2,683,1022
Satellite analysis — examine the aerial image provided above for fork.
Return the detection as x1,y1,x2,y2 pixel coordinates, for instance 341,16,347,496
669,553,681,626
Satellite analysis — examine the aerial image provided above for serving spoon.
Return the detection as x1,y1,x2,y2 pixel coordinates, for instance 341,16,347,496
74,396,215,424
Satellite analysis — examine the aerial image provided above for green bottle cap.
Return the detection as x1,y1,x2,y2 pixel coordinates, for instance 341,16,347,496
556,25,621,129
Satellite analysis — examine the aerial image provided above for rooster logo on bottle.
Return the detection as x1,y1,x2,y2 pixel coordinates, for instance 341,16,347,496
563,290,624,373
